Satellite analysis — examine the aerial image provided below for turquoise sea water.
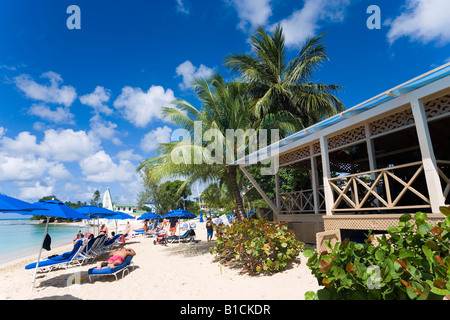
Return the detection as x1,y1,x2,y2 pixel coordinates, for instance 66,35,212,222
0,219,89,264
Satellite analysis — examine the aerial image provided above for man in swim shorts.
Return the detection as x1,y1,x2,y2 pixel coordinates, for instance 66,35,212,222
96,246,136,269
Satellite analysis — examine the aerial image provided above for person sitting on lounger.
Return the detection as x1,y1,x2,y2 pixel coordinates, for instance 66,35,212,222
99,224,108,236
96,247,136,269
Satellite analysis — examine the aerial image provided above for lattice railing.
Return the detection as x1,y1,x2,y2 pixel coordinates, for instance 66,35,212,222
328,161,431,212
279,188,325,214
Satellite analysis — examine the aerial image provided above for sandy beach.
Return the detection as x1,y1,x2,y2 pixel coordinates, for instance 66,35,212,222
0,221,322,300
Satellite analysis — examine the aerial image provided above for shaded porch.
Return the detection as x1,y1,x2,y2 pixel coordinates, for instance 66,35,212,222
239,65,450,245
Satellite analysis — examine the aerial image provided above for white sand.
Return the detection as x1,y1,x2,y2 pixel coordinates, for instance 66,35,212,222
0,221,322,300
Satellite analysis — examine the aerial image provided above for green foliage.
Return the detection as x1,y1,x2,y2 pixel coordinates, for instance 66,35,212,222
211,219,304,274
305,211,450,300
138,180,192,215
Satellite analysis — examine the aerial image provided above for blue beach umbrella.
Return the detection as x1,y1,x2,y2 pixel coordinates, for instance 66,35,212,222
75,205,117,218
162,209,196,220
109,211,134,220
137,212,160,220
26,200,91,292
199,211,204,223
103,211,134,234
162,209,196,239
76,205,117,235
0,193,45,212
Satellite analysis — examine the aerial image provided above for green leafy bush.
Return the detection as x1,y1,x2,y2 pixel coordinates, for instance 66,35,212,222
210,219,304,274
304,210,450,300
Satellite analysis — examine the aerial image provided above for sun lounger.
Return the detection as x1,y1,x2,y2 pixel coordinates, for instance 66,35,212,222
166,229,196,243
103,234,123,251
79,235,106,262
25,239,88,273
87,255,135,281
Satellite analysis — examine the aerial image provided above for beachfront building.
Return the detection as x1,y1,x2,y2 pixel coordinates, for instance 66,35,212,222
238,64,449,250
102,187,137,216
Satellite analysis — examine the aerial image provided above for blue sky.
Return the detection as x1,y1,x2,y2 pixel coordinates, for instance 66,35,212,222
0,0,449,206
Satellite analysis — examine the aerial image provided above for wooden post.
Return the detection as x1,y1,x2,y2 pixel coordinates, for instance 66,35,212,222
320,135,334,215
240,165,279,216
410,97,445,213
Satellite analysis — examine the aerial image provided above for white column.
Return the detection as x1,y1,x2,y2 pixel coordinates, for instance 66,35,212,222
320,135,334,215
275,172,281,210
310,145,320,214
410,97,445,213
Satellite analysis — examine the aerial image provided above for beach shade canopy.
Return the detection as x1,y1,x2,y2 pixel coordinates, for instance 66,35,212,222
162,209,196,220
30,200,92,220
137,212,160,220
23,200,91,292
107,211,134,220
0,193,46,213
75,205,117,218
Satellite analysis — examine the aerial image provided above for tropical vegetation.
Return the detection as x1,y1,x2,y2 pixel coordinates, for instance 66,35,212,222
137,25,343,219
304,209,450,300
211,218,304,274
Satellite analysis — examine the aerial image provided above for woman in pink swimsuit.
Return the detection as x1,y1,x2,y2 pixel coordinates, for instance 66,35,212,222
96,247,136,269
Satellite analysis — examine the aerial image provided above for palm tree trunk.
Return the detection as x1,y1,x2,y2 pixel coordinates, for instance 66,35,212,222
226,165,245,220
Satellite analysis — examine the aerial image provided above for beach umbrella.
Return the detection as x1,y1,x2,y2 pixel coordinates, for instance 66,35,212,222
0,193,46,212
162,209,196,220
76,205,117,235
24,200,91,292
104,211,134,234
199,211,204,223
162,209,196,239
137,212,160,220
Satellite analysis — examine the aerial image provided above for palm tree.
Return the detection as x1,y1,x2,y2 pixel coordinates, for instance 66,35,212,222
225,25,345,130
138,74,254,220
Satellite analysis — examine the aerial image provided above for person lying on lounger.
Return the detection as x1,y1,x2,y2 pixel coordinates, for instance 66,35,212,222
96,247,136,269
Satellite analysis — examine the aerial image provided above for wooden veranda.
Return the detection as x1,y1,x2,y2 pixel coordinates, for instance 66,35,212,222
239,64,450,248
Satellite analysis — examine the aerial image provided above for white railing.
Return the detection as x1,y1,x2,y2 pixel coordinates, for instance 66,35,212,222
279,188,325,214
328,161,431,212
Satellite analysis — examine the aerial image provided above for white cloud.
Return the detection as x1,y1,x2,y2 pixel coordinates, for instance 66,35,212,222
1,129,100,162
28,103,75,124
13,71,77,107
88,114,122,146
113,85,176,127
387,0,450,44
176,0,190,14
140,126,173,153
274,0,350,48
0,154,51,181
40,129,100,162
116,149,143,161
79,86,113,115
228,0,272,30
18,181,54,201
0,127,6,138
176,60,215,90
1,131,41,156
48,163,73,180
79,150,136,183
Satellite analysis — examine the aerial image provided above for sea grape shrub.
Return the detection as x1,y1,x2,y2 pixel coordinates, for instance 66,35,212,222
210,219,304,274
304,210,450,300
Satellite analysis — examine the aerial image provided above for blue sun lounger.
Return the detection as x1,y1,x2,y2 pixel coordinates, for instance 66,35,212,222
87,255,135,281
25,239,87,273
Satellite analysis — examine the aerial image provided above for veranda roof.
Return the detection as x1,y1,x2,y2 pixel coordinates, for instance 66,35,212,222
235,63,450,166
